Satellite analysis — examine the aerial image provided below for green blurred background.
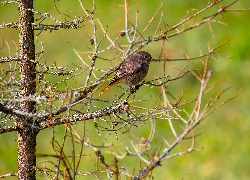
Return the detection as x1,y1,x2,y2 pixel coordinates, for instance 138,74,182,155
0,0,250,179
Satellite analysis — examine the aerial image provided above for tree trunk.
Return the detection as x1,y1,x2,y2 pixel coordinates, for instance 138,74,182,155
18,0,38,179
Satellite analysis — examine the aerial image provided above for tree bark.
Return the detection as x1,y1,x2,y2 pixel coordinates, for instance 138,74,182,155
18,0,38,179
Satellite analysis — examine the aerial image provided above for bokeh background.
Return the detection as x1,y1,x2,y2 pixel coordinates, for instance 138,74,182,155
0,0,250,179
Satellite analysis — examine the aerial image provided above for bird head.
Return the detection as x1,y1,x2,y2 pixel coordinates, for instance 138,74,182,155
136,51,152,62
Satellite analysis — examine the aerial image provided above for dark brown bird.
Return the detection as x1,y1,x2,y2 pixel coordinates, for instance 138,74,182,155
99,51,152,96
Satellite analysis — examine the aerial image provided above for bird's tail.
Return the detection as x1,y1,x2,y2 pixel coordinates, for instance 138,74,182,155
99,80,119,96
99,84,111,96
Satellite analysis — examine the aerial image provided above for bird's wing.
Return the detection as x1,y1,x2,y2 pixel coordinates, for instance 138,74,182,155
114,59,143,80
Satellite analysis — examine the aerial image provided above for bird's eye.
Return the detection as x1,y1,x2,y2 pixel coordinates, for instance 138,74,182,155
144,55,148,58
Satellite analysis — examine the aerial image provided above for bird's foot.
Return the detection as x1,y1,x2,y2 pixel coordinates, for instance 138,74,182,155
135,84,140,91
129,86,135,94
129,84,141,94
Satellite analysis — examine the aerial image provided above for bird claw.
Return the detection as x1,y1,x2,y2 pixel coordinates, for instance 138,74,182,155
135,84,140,91
129,86,135,93
130,84,140,94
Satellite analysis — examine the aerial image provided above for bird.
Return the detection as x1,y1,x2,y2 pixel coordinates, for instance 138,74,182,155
99,51,152,96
